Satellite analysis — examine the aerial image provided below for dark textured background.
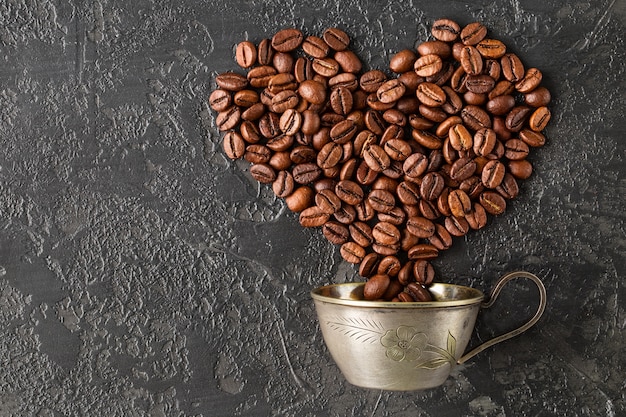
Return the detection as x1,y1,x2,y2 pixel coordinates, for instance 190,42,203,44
0,0,624,416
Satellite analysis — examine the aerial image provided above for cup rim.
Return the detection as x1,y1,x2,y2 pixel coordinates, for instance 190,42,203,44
311,282,485,308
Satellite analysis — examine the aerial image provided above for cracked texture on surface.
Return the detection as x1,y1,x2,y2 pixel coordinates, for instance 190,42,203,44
0,0,624,416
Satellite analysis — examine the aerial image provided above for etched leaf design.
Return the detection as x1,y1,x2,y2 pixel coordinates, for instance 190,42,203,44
326,316,384,344
446,331,457,357
416,357,452,369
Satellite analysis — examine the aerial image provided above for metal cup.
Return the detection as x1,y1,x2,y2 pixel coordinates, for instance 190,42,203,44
311,271,546,391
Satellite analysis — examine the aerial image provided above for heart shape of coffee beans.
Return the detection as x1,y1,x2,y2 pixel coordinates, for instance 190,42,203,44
209,19,552,302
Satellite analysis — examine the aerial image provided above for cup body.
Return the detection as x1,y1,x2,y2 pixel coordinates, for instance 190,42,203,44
311,282,484,391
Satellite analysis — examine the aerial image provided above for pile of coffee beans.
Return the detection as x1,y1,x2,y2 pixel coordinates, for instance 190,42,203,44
209,19,551,302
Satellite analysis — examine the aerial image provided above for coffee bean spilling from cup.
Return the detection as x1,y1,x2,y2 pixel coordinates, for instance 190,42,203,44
209,19,552,302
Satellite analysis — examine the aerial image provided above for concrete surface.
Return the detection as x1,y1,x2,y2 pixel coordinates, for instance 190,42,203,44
0,0,624,416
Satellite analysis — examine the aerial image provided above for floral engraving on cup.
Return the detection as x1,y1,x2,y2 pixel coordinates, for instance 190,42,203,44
327,319,457,369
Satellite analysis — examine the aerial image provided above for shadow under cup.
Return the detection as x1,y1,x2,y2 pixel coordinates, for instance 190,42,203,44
311,271,546,391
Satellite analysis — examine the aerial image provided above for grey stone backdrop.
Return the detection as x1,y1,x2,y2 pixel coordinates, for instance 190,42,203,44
0,0,624,416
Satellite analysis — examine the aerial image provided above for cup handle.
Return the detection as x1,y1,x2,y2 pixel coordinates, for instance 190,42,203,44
456,271,547,364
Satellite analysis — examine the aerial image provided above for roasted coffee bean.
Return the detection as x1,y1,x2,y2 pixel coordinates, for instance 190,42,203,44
450,157,477,181
449,123,473,151
335,180,364,205
244,144,271,164
419,104,447,123
323,27,350,51
450,66,469,93
461,105,492,131
496,173,520,199
364,109,387,135
416,82,446,107
301,35,330,58
335,50,363,73
328,119,356,144
209,89,232,112
448,189,472,217
397,261,415,285
233,89,259,107
486,94,515,115
216,72,248,91
363,274,391,300
524,86,551,107
466,202,488,230
444,215,470,236
317,142,344,169
330,86,354,115
501,53,525,82
363,144,391,172
406,216,436,238
479,190,507,215
298,79,327,105
322,221,350,244
356,160,378,185
359,252,380,277
377,79,406,104
504,139,530,160
378,206,406,225
476,38,507,59
460,45,483,75
373,222,401,245
508,159,533,179
408,243,439,260
465,74,495,94
272,28,304,52
247,66,277,88
515,68,542,93
483,59,501,80
432,18,461,42
249,163,276,184
473,128,497,156
334,202,357,224
258,112,281,138
461,22,487,45
340,241,366,264
402,152,429,179
405,282,433,302
413,260,435,285
312,57,340,77
293,162,322,184
378,256,402,277
216,106,241,131
284,186,314,212
506,106,532,132
235,41,257,68
222,131,245,159
441,87,463,114
389,49,417,73
417,40,451,58
428,224,453,250
412,129,443,149
419,199,440,220
396,181,421,205
365,189,394,213
349,221,374,247
279,109,302,135
464,91,487,106
420,172,445,200
481,160,505,188
414,54,443,77
273,171,295,198
529,106,551,132
257,38,273,66
360,70,388,92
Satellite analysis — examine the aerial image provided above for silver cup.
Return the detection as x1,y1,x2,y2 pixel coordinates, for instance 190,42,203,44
311,271,546,391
